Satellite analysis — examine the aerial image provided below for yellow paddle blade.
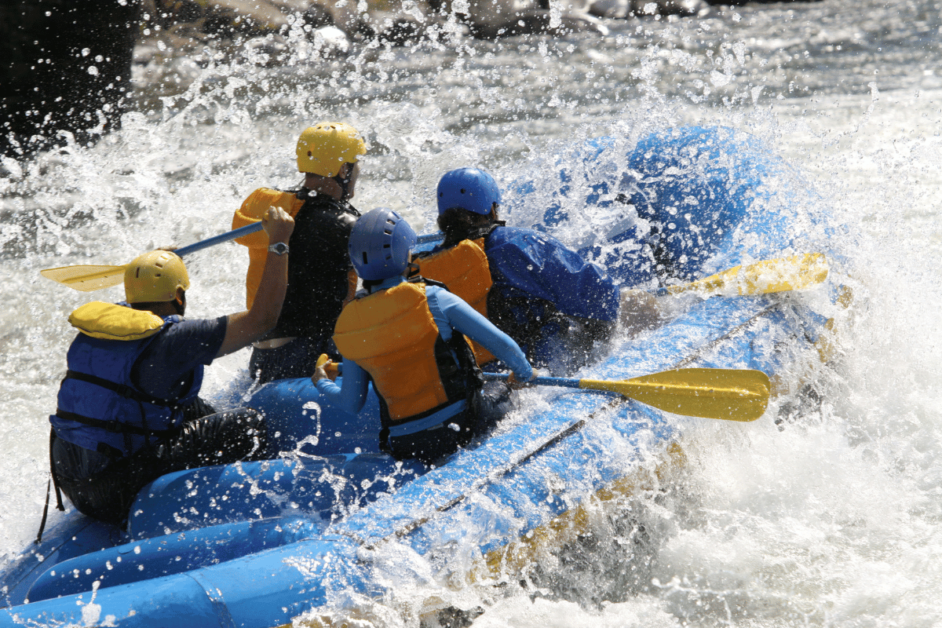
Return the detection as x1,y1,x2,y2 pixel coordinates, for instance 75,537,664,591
39,265,127,292
581,368,771,422
666,253,829,297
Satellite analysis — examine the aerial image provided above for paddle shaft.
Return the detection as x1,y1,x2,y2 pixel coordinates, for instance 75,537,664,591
416,232,443,245
484,372,583,390
184,224,435,255
175,222,263,257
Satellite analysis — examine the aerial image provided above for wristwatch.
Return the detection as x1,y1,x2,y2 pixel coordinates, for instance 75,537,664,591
268,242,289,256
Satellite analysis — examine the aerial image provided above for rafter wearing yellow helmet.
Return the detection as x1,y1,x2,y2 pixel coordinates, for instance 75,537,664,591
48,208,295,527
124,250,191,305
232,122,368,384
295,122,367,177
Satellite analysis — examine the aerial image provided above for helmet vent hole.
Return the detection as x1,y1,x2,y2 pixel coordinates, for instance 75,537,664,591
135,268,141,278
383,243,390,248
460,188,466,194
361,252,369,265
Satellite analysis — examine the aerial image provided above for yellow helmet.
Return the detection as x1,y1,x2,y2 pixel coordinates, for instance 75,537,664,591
296,122,367,177
124,250,190,304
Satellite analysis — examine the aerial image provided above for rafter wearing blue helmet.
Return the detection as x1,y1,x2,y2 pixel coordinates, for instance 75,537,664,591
313,208,534,464
414,167,621,373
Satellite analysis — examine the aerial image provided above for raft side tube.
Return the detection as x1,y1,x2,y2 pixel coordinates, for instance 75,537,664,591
26,515,321,603
128,455,426,539
0,518,118,608
1,535,372,628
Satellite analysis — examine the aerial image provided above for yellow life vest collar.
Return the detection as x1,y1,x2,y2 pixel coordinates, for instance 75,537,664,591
69,302,166,341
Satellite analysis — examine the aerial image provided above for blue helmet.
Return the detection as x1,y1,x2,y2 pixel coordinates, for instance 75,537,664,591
348,208,417,281
437,168,501,216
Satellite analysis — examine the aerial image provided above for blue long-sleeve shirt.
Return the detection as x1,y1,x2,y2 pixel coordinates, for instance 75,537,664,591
316,277,532,416
485,226,620,322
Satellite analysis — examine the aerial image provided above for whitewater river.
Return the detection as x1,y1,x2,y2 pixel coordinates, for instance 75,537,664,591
1,0,941,625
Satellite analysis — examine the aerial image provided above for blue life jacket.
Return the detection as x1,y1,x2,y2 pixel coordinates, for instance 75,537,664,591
50,303,203,458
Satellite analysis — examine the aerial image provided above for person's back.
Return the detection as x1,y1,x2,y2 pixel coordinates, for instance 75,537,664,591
48,208,294,528
313,208,534,463
416,167,620,372
268,192,358,341
233,122,366,383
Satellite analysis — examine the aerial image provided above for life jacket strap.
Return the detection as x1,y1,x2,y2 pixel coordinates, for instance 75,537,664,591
37,429,66,545
54,409,179,438
64,369,179,409
386,400,468,438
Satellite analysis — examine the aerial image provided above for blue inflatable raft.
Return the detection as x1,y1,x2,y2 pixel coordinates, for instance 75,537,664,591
0,126,847,627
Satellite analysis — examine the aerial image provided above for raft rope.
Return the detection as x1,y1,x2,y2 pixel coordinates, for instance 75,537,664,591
671,301,784,369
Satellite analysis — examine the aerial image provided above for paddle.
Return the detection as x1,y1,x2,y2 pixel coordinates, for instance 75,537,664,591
40,222,264,292
654,253,829,298
416,232,443,245
418,229,827,299
484,367,771,422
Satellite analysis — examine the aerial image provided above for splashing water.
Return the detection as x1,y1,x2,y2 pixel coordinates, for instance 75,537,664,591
1,0,941,625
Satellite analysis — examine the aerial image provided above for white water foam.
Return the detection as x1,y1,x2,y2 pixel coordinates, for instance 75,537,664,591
1,8,941,626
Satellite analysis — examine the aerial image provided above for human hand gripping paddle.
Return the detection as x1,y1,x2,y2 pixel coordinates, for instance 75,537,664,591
618,253,830,331
656,253,830,298
416,230,829,298
316,353,770,422
40,223,265,292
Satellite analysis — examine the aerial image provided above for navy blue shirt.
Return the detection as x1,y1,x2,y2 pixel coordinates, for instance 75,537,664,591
132,316,228,400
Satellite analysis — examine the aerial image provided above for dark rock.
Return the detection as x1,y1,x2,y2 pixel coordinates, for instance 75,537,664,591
631,0,708,16
469,9,609,40
591,0,708,19
588,0,631,19
703,0,821,4
199,0,289,37
363,12,461,46
379,16,427,45
146,0,313,39
0,0,141,159
301,3,334,28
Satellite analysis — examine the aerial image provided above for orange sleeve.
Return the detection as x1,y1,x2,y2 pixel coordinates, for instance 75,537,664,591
233,188,305,308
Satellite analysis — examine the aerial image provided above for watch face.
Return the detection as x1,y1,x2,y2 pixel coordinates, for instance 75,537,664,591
270,242,289,255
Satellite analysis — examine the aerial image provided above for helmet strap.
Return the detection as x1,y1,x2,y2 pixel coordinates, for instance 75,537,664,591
334,164,353,200
172,292,186,316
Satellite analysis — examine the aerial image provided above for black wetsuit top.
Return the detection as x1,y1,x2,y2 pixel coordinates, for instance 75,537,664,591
270,190,360,341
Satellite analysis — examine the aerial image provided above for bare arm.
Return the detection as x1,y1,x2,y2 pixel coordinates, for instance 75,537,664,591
215,207,295,358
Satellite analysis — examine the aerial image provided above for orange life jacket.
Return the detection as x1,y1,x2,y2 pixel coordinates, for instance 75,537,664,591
232,188,305,309
333,281,476,423
414,238,495,365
